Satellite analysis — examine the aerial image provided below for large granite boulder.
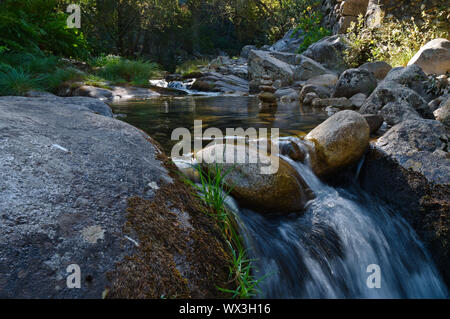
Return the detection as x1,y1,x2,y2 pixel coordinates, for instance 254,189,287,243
332,68,377,98
303,35,349,73
360,80,434,121
196,144,314,214
270,29,305,53
0,97,230,298
305,110,370,176
360,119,450,286
248,50,295,86
408,38,450,75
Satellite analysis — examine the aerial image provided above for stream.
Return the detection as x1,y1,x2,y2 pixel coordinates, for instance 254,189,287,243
111,96,448,298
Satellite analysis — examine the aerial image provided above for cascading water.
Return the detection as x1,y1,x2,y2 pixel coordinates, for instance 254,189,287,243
227,143,448,299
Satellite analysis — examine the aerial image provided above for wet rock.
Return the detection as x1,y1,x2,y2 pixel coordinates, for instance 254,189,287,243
360,119,450,285
258,91,277,104
362,114,384,134
306,110,370,176
303,35,349,73
196,144,314,214
333,68,377,98
359,61,392,81
279,141,306,162
303,92,319,105
0,96,229,298
408,38,450,75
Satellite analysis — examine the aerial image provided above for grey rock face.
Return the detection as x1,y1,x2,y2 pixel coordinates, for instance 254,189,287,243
333,68,377,98
293,55,335,81
384,65,433,101
270,29,305,53
359,61,392,80
0,97,227,298
360,80,434,120
240,45,257,58
303,35,349,72
360,118,450,286
380,101,422,126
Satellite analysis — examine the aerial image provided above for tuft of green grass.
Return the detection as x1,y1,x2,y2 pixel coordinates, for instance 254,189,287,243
92,55,161,85
181,163,264,299
0,66,46,95
175,58,209,76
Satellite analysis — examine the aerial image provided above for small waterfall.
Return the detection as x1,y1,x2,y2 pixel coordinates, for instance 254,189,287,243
228,157,448,298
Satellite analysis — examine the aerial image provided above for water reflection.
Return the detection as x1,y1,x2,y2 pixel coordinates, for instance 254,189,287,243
110,96,328,153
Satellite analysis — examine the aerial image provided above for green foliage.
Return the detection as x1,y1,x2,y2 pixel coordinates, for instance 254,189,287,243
93,55,160,85
344,12,450,68
181,163,263,298
0,66,45,95
0,52,83,95
175,59,210,76
0,0,89,59
293,3,331,53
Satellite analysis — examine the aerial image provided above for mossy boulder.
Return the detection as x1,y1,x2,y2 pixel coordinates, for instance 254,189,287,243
196,144,314,215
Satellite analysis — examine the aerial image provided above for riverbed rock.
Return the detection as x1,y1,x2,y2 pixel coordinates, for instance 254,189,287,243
434,98,450,127
306,110,370,176
360,80,434,120
0,96,230,298
303,35,349,73
360,119,450,285
363,114,384,134
293,55,335,81
312,97,353,109
383,65,432,101
241,45,257,58
349,93,367,108
359,61,392,80
196,144,314,214
379,101,422,126
248,50,294,86
303,92,319,105
408,38,450,75
299,84,331,101
270,29,305,53
333,68,377,98
306,73,339,88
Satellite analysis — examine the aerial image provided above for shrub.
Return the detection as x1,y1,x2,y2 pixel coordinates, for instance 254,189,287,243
181,163,264,298
94,56,161,85
344,11,450,68
293,3,331,53
175,59,210,76
0,0,89,59
0,66,46,95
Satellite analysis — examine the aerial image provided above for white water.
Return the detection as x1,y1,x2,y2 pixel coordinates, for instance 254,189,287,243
228,154,448,298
